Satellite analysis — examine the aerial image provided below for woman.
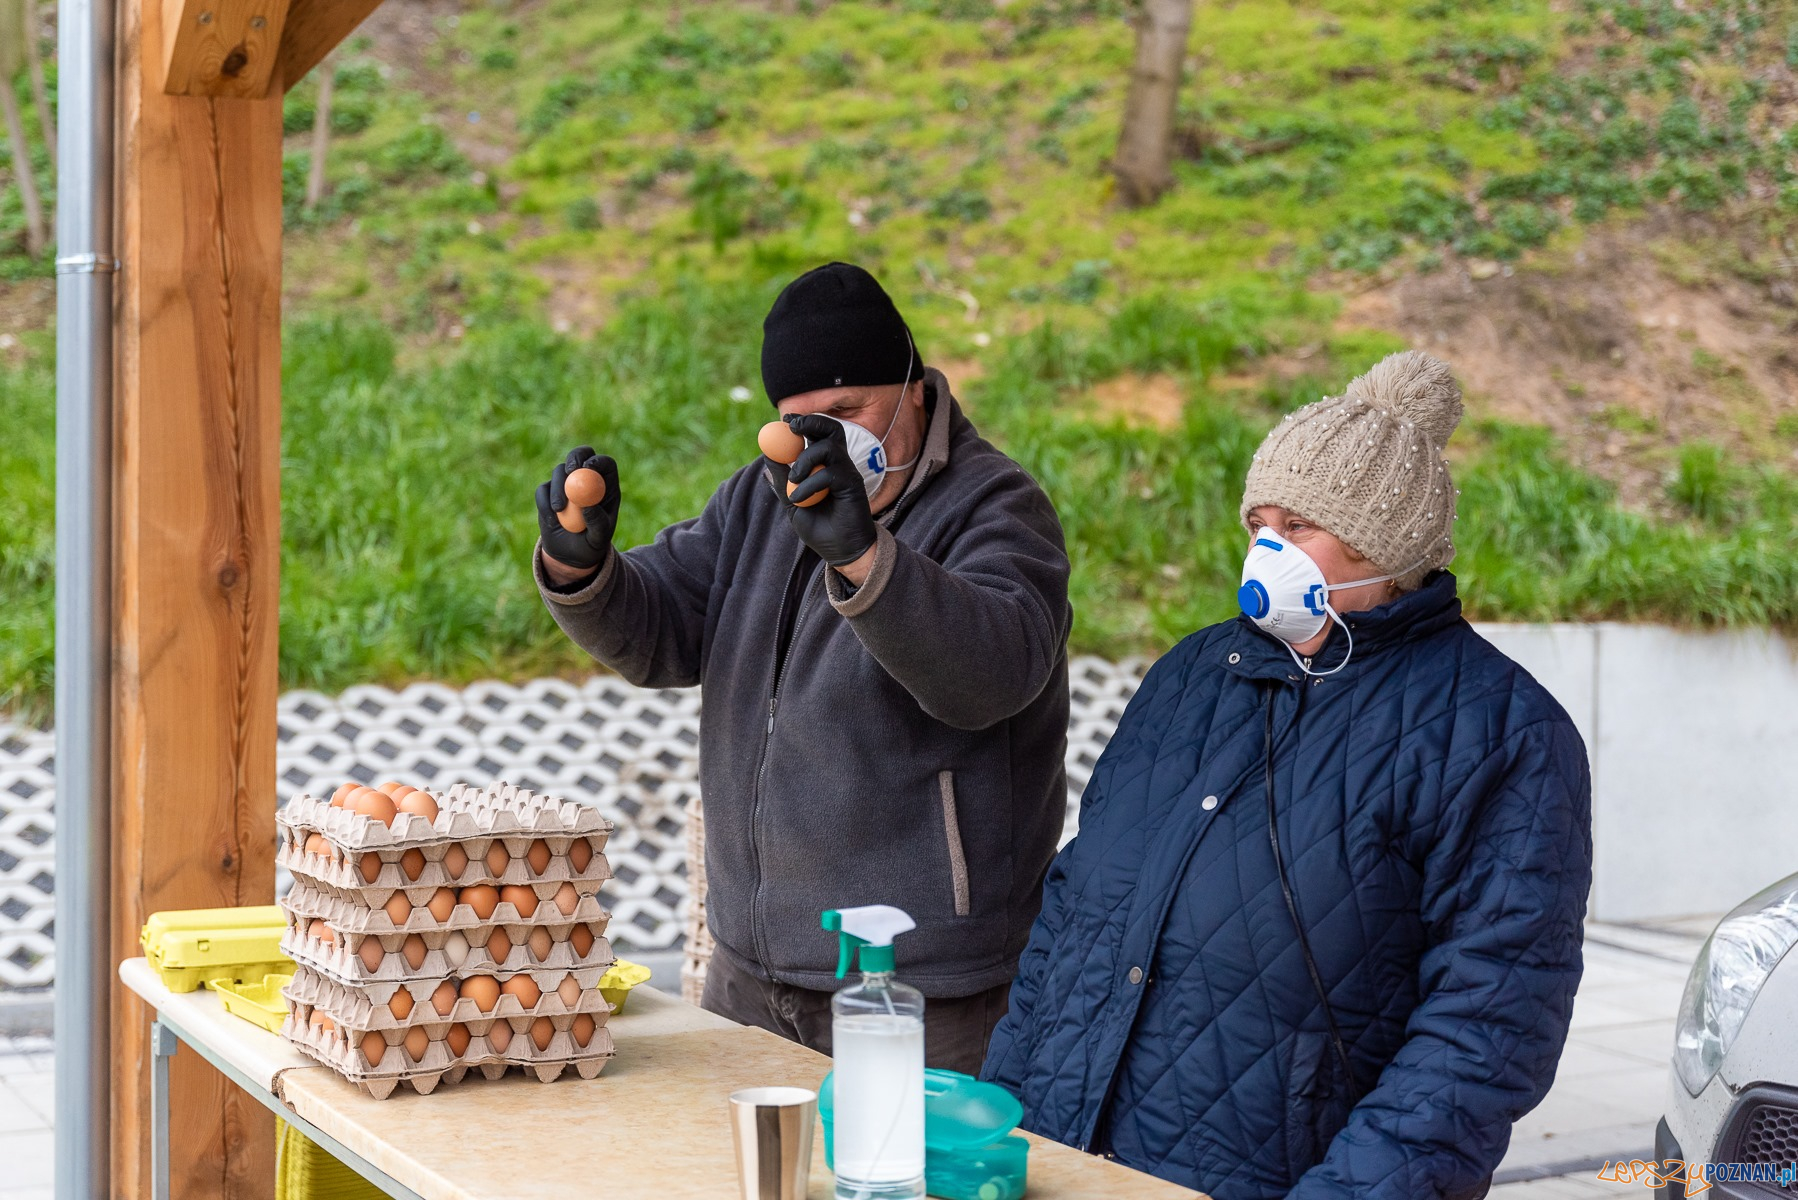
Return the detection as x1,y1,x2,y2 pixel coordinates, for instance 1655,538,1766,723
982,351,1591,1199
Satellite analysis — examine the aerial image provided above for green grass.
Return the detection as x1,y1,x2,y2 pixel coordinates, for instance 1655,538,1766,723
5,0,1797,716
4,286,1796,720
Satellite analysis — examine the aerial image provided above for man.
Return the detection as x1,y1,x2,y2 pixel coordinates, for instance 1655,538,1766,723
983,351,1592,1197
534,262,1072,1073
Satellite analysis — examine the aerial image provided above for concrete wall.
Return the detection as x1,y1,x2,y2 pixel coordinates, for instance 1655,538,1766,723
1475,624,1798,923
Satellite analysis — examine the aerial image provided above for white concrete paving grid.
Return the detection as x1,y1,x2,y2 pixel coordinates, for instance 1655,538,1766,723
0,658,1149,999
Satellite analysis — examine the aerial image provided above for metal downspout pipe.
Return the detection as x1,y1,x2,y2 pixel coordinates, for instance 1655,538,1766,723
53,0,116,1193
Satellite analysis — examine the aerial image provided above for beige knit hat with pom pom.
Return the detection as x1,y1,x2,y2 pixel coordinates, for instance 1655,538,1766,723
1239,350,1463,592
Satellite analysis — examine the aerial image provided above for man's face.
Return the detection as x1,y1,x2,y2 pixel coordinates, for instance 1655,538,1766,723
777,380,926,513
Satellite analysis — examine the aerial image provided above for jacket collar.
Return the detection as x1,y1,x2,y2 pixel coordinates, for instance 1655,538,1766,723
881,367,956,525
1219,570,1464,683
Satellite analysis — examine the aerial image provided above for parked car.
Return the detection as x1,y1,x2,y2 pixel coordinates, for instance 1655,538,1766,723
1658,870,1798,1197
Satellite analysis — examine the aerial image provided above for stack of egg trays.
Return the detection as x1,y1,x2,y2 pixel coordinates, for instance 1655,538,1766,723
275,781,618,1099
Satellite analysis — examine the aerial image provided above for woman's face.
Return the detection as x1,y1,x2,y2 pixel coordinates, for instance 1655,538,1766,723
1246,505,1395,621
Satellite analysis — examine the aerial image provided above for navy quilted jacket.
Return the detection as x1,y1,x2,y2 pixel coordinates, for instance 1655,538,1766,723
982,573,1592,1199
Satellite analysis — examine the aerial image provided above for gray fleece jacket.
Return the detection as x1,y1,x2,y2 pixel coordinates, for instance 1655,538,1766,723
535,371,1071,997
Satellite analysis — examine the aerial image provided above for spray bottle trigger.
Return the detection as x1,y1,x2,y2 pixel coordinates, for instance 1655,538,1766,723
821,909,864,980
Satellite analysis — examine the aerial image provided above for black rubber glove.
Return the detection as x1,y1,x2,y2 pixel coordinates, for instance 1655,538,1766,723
768,414,878,569
535,445,622,575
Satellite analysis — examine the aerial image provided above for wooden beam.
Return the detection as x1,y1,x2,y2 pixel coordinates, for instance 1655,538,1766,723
276,0,383,91
161,0,292,98
116,0,282,1190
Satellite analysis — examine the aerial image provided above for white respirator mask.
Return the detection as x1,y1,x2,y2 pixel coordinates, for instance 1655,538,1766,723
825,334,918,500
1237,528,1409,677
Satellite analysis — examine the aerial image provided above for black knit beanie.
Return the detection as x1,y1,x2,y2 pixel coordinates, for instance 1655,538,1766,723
761,263,919,405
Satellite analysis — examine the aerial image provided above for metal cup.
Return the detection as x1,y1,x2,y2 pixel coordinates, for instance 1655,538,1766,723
729,1086,818,1200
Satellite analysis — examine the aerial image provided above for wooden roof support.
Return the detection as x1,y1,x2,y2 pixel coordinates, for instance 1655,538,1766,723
276,0,386,90
117,0,284,1189
161,0,292,97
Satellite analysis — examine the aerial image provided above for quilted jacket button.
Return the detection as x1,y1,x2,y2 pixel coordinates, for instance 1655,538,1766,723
1127,966,1144,985
1227,653,1241,665
1201,795,1218,811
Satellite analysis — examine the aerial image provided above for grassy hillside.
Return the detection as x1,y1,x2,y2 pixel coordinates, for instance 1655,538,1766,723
2,0,1796,718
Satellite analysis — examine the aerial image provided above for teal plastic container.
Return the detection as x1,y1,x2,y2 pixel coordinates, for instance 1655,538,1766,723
820,1069,1029,1200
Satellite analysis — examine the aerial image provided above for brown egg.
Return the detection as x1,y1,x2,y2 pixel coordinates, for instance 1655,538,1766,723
404,1026,430,1062
430,981,458,1017
426,888,456,922
400,848,426,881
758,420,804,465
556,975,582,1008
500,885,538,918
356,938,384,973
526,839,552,875
488,1020,514,1053
528,927,554,963
787,468,827,508
460,884,499,919
568,839,593,873
383,892,411,926
460,976,501,1014
398,789,440,823
308,919,336,946
309,1009,335,1033
401,934,427,970
377,780,406,797
359,852,383,884
346,787,382,814
357,789,398,827
565,467,607,507
388,988,416,1021
552,882,580,916
569,924,595,957
446,1023,471,1056
571,1012,597,1048
443,844,469,879
500,975,542,1009
487,928,513,966
303,832,327,857
360,1030,386,1065
330,783,358,807
484,842,510,878
530,1017,555,1051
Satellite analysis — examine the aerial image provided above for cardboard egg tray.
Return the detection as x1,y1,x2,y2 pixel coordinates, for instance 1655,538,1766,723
286,962,614,1031
281,875,612,938
277,781,613,893
280,919,616,988
282,1003,616,1099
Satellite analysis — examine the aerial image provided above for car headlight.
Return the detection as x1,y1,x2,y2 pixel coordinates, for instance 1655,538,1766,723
1674,871,1798,1095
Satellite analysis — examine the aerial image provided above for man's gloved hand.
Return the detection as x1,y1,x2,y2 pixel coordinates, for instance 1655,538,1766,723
767,414,877,568
535,445,621,576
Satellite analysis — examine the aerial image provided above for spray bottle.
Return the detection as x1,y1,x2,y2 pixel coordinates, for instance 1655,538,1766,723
824,905,925,1200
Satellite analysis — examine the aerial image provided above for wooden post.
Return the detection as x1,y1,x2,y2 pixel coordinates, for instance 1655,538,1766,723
112,0,283,1189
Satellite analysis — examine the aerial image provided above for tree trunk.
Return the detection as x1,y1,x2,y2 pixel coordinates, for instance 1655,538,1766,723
1,73,46,255
305,57,333,210
1112,0,1194,208
24,0,53,171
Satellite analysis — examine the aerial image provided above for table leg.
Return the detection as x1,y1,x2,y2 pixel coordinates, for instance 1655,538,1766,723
151,1020,179,1200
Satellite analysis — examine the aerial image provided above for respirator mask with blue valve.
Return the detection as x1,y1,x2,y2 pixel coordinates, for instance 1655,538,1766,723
1237,528,1416,677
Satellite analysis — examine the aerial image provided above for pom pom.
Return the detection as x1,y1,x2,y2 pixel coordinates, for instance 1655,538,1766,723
1343,351,1462,449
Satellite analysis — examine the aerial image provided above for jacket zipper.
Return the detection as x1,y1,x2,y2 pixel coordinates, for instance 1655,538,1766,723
747,553,825,969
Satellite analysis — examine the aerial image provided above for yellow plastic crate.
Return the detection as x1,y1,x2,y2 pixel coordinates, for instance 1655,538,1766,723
208,972,293,1033
598,958,652,1014
140,905,291,994
277,1121,387,1200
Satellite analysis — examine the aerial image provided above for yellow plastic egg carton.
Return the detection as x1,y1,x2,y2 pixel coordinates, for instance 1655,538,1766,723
281,875,612,938
285,962,615,1031
140,905,293,994
282,1002,615,1100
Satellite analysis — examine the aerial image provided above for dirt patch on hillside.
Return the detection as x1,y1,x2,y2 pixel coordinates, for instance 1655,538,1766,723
1089,372,1186,429
1332,218,1798,504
